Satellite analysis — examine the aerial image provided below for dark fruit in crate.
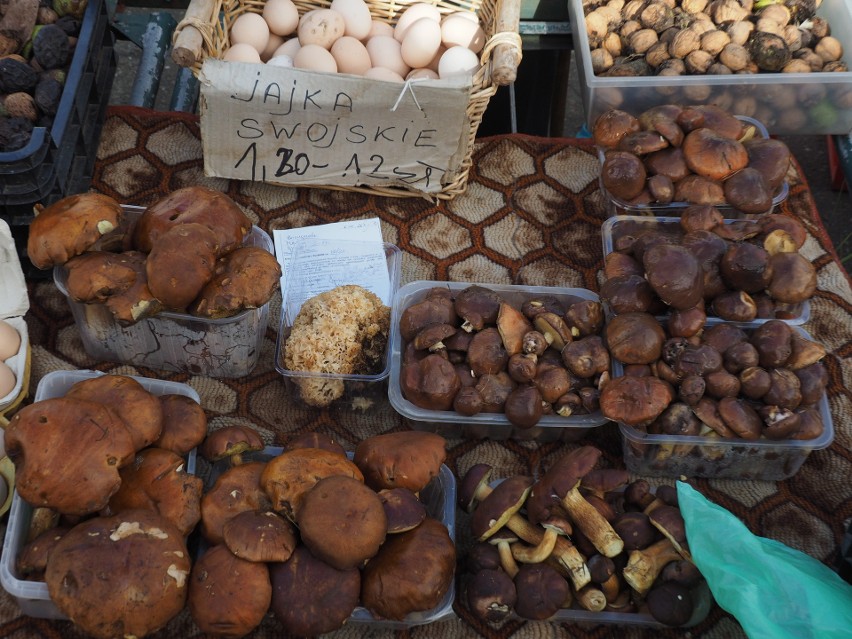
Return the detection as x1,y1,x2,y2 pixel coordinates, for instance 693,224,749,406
32,24,71,69
53,0,89,19
53,14,81,36
0,116,34,152
748,31,791,72
34,76,64,116
0,58,38,93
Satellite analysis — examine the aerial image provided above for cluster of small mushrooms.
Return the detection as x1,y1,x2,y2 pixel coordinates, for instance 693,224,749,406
583,0,845,77
595,103,792,212
460,446,706,626
399,285,610,428
602,208,818,322
26,186,281,323
9,389,455,638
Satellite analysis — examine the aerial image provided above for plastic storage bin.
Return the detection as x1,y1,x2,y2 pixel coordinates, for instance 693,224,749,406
615,326,834,481
0,369,201,619
597,117,788,218
600,215,811,324
53,206,274,378
568,0,852,135
388,281,610,441
0,0,116,214
204,446,456,628
275,240,402,409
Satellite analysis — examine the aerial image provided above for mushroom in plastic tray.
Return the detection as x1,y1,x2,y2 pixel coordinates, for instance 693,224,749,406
600,314,834,480
458,445,712,626
192,429,457,634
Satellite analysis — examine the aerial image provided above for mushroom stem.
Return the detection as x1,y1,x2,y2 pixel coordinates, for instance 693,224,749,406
576,585,607,612
559,483,624,558
622,538,683,596
510,528,558,563
494,539,520,578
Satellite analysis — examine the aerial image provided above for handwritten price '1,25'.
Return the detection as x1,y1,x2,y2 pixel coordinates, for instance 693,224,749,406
234,143,445,188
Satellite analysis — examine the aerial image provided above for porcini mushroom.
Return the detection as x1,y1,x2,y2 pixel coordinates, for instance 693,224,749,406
512,563,570,620
200,461,272,545
353,430,446,494
466,568,517,624
199,424,265,465
222,509,297,563
153,393,208,456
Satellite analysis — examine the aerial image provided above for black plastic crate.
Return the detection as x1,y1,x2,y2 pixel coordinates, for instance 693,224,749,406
0,0,116,212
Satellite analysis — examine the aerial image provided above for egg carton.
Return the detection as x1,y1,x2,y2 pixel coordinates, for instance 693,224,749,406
0,218,30,416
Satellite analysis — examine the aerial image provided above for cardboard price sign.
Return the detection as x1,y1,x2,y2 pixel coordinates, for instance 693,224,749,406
198,61,472,194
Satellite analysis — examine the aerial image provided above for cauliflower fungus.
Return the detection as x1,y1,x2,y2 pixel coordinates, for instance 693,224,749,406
284,285,391,407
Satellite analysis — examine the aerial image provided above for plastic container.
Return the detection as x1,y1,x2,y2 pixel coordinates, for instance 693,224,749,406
615,326,834,481
53,206,274,378
0,369,201,619
600,215,811,324
0,219,31,415
568,0,852,135
388,281,610,441
597,116,789,218
275,240,402,409
203,446,457,628
0,0,116,212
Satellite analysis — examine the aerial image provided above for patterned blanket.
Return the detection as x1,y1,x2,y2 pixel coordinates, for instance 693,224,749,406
2,106,851,639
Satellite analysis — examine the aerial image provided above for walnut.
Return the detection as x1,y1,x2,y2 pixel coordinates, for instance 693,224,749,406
700,29,730,56
591,47,615,74
685,49,714,74
629,28,659,54
726,20,753,46
2,92,37,121
815,36,843,63
681,0,709,13
668,27,700,58
719,42,750,71
645,40,671,67
709,0,749,25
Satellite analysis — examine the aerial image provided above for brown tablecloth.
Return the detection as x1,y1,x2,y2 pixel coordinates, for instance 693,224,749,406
3,106,851,639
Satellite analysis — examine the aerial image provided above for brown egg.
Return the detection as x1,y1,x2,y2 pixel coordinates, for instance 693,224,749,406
441,12,485,53
0,320,20,361
229,12,270,53
294,44,338,73
331,36,372,75
0,361,16,399
223,43,263,63
263,0,300,36
298,9,346,49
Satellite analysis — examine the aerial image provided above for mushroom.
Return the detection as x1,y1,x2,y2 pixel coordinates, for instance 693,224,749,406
593,109,641,148
586,553,621,602
101,250,163,324
399,289,458,341
466,568,517,624
613,511,660,551
401,353,462,411
222,509,297,563
497,302,534,356
45,509,191,639
489,528,521,578
622,537,684,596
378,487,427,534
360,517,456,620
561,335,610,379
565,300,604,337
646,581,695,626
145,222,220,310
750,320,793,368
200,461,271,545
199,424,265,465
188,543,271,638
412,323,457,352
503,384,545,428
65,374,164,452
467,327,510,376
723,167,774,214
601,150,647,201
600,375,675,427
605,312,667,365
682,127,748,180
454,284,503,332
642,243,704,310
153,394,208,456
63,251,137,303
297,474,387,570
285,431,347,456
353,430,446,494
719,242,773,293
512,563,571,620
15,526,71,581
261,447,363,521
767,252,817,304
269,545,360,635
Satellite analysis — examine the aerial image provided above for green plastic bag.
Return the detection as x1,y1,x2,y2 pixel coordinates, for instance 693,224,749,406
677,481,852,639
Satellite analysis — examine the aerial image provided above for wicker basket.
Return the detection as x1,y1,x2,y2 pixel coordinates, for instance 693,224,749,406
172,0,521,199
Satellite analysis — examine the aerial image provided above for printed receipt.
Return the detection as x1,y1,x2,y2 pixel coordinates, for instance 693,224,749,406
273,218,390,320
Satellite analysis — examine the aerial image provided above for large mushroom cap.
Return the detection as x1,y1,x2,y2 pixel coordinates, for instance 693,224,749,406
199,424,265,463
65,374,163,451
360,516,455,621
353,430,447,493
513,563,570,620
470,474,533,541
103,447,203,537
63,251,137,303
27,193,123,269
269,545,361,636
188,543,271,638
190,246,281,319
297,474,387,570
45,509,190,639
145,222,219,311
222,509,297,563
5,397,136,515
200,461,271,545
260,447,363,521
154,394,208,456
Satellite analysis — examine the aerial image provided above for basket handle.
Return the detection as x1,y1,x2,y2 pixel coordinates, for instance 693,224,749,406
483,0,522,86
171,0,219,68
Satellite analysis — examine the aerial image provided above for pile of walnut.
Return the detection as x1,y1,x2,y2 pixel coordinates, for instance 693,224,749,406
601,315,827,443
10,386,455,639
602,209,817,322
26,187,281,322
584,0,845,77
460,446,706,626
399,285,610,428
595,103,792,212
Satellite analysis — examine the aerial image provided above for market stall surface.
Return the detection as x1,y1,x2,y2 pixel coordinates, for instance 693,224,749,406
1,104,850,639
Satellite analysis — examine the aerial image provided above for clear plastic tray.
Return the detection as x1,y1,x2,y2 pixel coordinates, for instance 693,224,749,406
0,370,201,619
275,240,402,409
388,281,610,441
53,206,273,378
596,116,789,217
615,326,834,481
204,446,457,628
601,215,811,325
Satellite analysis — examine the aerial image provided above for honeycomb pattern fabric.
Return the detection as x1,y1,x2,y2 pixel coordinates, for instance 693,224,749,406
4,106,851,639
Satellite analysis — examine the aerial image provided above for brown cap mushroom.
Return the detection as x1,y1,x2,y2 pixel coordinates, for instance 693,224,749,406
466,568,517,624
146,222,219,310
285,431,347,456
297,474,387,570
360,517,455,620
102,447,203,537
188,543,271,638
222,509,297,563
470,475,533,542
101,250,163,324
153,394,208,456
5,397,136,516
190,246,281,319
45,509,191,639
260,447,363,521
378,487,427,534
600,375,675,427
454,285,503,332
199,424,265,465
353,430,446,493
512,563,570,620
400,353,462,411
269,544,360,636
15,525,71,581
65,374,163,451
200,461,271,545
63,251,137,303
